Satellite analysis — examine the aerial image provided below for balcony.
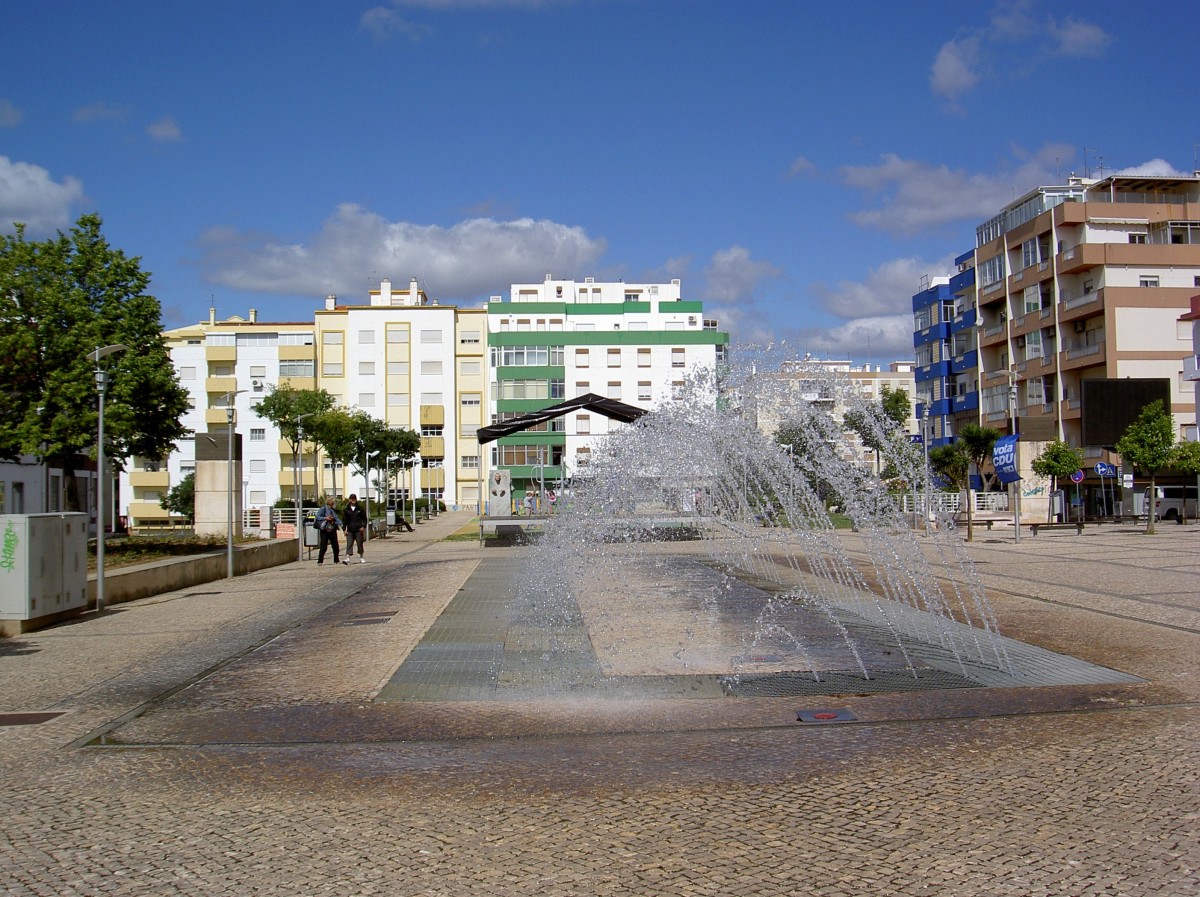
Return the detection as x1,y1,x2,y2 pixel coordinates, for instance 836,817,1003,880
419,436,445,458
420,468,446,490
277,468,316,488
205,346,237,362
129,470,169,489
204,408,236,426
205,376,238,394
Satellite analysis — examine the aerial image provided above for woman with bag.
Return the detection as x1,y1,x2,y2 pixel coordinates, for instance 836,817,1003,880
314,496,346,565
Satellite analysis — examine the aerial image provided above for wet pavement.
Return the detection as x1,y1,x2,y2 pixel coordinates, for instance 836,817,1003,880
1,512,1197,895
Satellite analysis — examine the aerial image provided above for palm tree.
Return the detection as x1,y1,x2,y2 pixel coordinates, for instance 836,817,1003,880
956,424,1001,542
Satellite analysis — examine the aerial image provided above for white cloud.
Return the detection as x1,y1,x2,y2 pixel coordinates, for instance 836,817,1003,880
73,101,131,124
1111,159,1189,178
360,6,429,40
1051,18,1112,57
786,156,816,178
813,256,954,319
841,144,1073,234
929,36,981,101
197,204,607,300
0,156,85,234
702,245,780,303
0,99,23,127
146,116,183,142
929,6,1111,103
797,314,916,361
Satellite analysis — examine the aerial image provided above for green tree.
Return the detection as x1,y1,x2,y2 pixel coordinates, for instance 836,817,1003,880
309,408,419,500
1168,439,1200,525
1114,399,1176,534
1030,440,1086,522
844,386,911,476
929,442,970,491
956,424,1001,541
162,471,195,522
0,215,190,511
254,384,335,504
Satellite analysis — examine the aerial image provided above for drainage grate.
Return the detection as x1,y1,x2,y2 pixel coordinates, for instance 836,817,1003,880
0,712,65,727
341,612,398,626
721,668,982,698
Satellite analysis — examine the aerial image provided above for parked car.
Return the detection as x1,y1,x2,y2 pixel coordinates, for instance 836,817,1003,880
1144,485,1198,521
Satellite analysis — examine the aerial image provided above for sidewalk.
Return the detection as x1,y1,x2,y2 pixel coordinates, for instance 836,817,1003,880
1,514,1197,896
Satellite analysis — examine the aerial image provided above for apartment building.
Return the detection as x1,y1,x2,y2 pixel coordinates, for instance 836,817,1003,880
120,279,487,531
916,172,1200,507
486,277,729,506
751,359,917,467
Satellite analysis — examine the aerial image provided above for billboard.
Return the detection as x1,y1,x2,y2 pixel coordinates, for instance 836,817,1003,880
1080,378,1171,447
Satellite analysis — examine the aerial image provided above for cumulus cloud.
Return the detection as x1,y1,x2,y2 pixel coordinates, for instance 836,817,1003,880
702,245,781,303
841,144,1073,234
73,101,131,124
930,5,1111,103
146,116,183,142
0,99,22,127
813,256,953,319
360,6,429,40
0,156,85,234
929,36,981,101
786,156,816,178
795,314,917,361
1112,159,1189,178
197,204,607,301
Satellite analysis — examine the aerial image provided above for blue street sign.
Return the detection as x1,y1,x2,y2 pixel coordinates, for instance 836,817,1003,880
1094,462,1116,477
1070,469,1085,484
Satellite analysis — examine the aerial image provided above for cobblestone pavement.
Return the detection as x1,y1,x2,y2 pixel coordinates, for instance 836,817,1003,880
1,514,1197,896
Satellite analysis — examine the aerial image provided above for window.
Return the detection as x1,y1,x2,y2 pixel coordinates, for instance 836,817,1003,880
574,323,595,331
460,360,480,376
576,348,590,367
420,329,442,344
179,366,196,379
607,348,621,367
460,393,482,407
671,348,686,368
421,424,444,437
461,455,479,469
575,381,590,397
280,361,313,377
638,348,651,367
387,328,409,343
1130,233,1148,244
420,392,443,405
249,459,266,473
607,381,621,399
359,361,375,376
1140,276,1160,288
577,414,591,434
358,393,376,407
250,428,265,442
387,393,409,407
460,330,481,344
206,334,235,347
358,330,375,344
280,332,314,346
387,361,409,375
323,332,343,345
322,362,344,376
638,381,652,402
421,360,443,375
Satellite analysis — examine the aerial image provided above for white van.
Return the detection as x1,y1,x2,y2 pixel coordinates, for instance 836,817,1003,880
1143,486,1199,521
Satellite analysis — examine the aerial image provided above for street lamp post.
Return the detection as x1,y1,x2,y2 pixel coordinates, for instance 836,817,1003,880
922,405,931,536
88,344,128,613
223,390,247,578
294,412,315,562
365,449,380,540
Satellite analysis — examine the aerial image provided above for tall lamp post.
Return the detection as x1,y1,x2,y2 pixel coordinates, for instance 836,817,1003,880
922,405,931,536
88,344,128,613
995,369,1022,543
223,390,247,577
365,449,380,540
294,411,316,562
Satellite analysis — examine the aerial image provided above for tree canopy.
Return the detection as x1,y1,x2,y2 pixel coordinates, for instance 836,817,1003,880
1030,439,1085,522
1115,399,1176,534
0,214,190,509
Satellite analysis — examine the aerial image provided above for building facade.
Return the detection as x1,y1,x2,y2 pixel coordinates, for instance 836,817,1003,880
485,277,729,509
915,173,1200,506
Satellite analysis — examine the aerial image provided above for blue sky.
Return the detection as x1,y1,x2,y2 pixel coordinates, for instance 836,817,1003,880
2,0,1197,362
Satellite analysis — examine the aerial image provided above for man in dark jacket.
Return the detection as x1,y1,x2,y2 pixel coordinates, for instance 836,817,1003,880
343,493,368,563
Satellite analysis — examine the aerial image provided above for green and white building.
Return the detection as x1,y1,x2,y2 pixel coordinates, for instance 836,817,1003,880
486,277,729,509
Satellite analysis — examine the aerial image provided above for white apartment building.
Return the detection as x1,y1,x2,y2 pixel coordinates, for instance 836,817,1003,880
486,277,729,504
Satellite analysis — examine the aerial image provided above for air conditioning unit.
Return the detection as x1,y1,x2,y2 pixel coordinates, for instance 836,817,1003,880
1073,320,1087,333
1016,335,1026,347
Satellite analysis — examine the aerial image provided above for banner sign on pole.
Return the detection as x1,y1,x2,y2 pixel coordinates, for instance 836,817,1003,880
993,434,1021,485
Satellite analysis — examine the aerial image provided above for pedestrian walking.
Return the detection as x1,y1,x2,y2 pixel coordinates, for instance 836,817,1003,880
314,496,346,565
343,494,368,563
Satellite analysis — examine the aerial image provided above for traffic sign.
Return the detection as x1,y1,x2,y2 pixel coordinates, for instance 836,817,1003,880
1094,462,1116,477
1070,469,1085,484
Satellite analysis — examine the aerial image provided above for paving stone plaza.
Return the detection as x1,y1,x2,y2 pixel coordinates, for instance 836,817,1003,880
1,510,1197,896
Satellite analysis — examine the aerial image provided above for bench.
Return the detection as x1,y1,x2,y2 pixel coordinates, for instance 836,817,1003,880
1026,521,1085,536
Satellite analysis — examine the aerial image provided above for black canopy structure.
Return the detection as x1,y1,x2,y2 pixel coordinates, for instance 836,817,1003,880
476,393,648,444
